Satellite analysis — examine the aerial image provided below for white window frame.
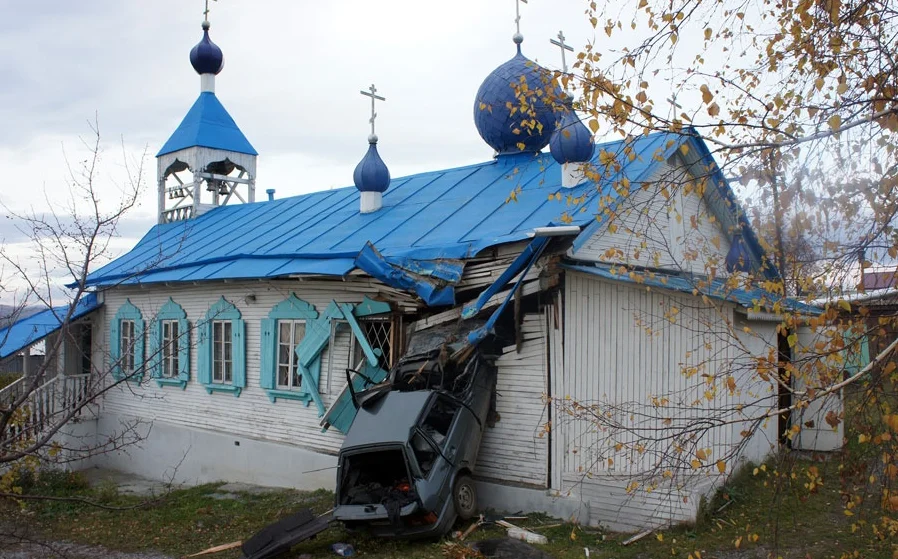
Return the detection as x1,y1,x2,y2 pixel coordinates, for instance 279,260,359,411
277,319,306,390
120,319,135,374
161,319,180,379
212,320,233,384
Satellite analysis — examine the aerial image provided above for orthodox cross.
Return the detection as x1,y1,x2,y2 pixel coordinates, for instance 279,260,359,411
204,0,217,22
360,84,386,137
515,0,528,36
550,30,574,74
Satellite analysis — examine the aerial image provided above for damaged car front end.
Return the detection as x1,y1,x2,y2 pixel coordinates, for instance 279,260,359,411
334,344,497,538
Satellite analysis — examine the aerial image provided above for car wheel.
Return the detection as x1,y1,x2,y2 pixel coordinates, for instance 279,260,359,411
453,475,477,521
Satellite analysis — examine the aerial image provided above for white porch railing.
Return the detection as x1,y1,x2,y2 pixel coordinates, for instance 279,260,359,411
1,373,95,447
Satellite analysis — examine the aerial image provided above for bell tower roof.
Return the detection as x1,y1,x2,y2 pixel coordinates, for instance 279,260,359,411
157,92,257,157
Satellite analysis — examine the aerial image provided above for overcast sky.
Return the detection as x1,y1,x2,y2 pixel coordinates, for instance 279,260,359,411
0,1,602,218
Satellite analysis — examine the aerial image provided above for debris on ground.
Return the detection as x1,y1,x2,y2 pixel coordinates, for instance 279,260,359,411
495,520,548,545
239,509,335,559
183,540,242,557
331,542,355,556
621,528,653,545
470,537,554,559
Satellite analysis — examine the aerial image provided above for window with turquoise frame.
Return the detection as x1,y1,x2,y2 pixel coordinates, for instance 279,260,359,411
197,297,246,396
110,300,145,383
260,293,319,403
148,298,190,389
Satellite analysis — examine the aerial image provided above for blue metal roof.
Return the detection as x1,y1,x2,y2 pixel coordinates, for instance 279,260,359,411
86,131,759,290
156,92,257,157
563,263,820,315
0,294,102,359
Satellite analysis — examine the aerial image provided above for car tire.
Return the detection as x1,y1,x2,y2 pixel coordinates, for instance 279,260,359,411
453,475,477,521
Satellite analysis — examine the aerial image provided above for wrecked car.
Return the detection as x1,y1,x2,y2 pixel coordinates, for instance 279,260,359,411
333,335,497,538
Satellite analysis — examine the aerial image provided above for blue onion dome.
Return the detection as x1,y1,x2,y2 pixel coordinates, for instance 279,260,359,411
550,94,594,164
190,21,225,75
473,48,562,155
725,233,753,273
353,135,391,193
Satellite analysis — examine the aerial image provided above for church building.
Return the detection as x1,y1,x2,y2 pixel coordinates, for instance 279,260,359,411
0,10,828,531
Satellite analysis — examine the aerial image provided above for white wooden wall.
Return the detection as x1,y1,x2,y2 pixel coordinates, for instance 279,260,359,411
571,160,732,275
792,325,844,451
99,281,377,456
478,314,549,487
98,281,555,488
558,271,779,529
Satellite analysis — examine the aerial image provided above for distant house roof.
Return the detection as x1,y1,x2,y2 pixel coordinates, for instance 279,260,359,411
564,263,820,315
157,92,257,157
0,294,102,359
86,130,770,291
863,269,898,290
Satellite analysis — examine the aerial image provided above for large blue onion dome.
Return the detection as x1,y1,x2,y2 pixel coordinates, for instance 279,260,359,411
190,22,225,75
473,47,562,155
353,136,391,193
550,94,594,164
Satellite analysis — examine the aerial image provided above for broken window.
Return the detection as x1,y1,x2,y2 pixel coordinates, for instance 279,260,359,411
411,396,460,477
349,317,394,370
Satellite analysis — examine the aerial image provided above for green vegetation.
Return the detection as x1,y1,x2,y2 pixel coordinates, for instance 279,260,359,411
1,457,893,558
0,372,22,391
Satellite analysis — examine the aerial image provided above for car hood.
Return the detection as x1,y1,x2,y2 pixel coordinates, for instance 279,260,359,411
340,391,433,449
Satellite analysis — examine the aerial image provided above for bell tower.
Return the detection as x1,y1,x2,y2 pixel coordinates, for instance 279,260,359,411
156,12,257,223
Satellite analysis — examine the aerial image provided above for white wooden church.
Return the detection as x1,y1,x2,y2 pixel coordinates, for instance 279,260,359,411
0,13,832,531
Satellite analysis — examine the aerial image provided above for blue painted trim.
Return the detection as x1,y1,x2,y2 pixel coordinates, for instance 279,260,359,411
265,390,313,404
352,296,392,317
198,297,245,395
205,384,242,397
155,378,188,390
112,300,145,383
354,243,455,307
562,262,821,315
262,294,320,403
148,298,190,382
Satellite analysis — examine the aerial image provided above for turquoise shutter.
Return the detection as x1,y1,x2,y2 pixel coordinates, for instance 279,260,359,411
148,319,161,378
232,319,246,389
197,321,212,385
177,318,190,382
133,317,146,382
260,318,276,389
110,319,122,380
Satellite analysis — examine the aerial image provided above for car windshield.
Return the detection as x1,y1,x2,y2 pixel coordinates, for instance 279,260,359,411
411,395,460,476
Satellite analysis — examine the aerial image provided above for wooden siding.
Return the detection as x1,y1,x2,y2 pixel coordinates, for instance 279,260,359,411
793,325,844,451
478,314,550,487
571,160,732,275
558,271,778,527
99,280,389,456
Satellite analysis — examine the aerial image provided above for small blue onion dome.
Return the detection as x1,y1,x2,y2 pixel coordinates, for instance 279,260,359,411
190,22,225,75
473,49,562,155
550,95,594,164
725,233,753,273
353,136,391,193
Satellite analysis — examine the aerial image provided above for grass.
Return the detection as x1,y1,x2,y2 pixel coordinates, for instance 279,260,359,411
1,456,895,559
